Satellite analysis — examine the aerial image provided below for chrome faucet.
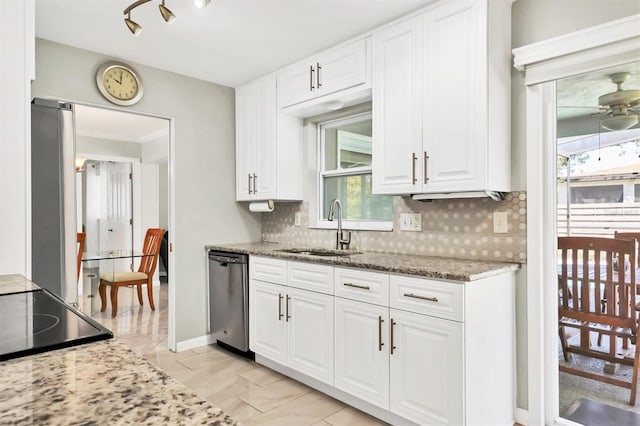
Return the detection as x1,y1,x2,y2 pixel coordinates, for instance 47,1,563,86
328,198,351,250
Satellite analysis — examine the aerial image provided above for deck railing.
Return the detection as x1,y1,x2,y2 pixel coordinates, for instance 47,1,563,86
558,203,640,237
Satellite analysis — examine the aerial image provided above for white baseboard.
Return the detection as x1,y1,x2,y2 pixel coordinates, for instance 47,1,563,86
175,334,215,352
515,407,528,425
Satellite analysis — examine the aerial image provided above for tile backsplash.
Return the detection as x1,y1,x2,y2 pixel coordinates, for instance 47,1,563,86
262,192,527,264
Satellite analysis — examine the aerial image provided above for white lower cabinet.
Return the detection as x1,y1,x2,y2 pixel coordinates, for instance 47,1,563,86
249,259,334,385
250,258,515,426
389,308,463,426
287,287,334,384
249,280,286,364
334,298,390,409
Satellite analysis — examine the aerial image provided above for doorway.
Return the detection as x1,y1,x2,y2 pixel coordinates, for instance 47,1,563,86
83,160,134,271
73,104,171,348
514,16,640,426
555,62,640,417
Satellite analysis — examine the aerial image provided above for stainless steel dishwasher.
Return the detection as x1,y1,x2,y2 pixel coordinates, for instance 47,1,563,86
208,250,249,353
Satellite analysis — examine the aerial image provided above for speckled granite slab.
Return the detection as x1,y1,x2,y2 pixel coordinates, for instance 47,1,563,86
0,274,40,295
0,339,237,426
206,242,519,281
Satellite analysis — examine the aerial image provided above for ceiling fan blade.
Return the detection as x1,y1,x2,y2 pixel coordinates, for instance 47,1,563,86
558,105,608,111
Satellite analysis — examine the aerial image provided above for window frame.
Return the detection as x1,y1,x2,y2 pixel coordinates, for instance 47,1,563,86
314,111,393,232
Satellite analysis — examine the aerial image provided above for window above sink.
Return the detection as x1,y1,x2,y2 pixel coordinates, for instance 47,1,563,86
316,111,393,232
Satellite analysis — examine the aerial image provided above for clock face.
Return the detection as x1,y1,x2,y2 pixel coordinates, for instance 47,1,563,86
96,62,143,106
103,67,138,100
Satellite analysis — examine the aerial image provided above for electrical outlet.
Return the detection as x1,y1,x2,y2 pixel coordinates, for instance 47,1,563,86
400,213,422,231
294,212,302,226
493,211,508,233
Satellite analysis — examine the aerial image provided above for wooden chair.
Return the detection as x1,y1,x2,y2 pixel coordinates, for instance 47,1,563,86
614,231,640,270
558,236,640,405
99,228,166,317
77,232,86,282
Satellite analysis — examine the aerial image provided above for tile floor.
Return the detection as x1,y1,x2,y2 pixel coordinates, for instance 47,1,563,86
90,283,387,425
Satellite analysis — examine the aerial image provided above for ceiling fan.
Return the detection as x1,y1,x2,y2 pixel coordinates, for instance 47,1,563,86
560,72,640,131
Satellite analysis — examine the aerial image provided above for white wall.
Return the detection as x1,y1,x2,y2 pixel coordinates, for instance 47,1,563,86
32,38,262,343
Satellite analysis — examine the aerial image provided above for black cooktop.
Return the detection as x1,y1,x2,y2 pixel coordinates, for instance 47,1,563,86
0,289,112,361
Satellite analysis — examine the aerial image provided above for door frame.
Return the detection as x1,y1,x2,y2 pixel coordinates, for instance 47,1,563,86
513,14,640,426
70,101,177,352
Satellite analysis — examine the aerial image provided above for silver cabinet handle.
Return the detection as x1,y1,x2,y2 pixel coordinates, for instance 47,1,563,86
317,62,322,88
309,65,315,91
412,153,417,184
253,173,257,194
343,282,370,290
424,151,429,184
390,319,397,355
278,293,283,320
378,316,384,351
404,293,438,303
248,173,253,195
286,294,291,321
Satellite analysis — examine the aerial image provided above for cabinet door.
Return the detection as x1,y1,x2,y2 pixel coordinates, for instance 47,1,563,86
287,287,334,385
334,298,389,409
278,63,316,108
316,38,368,98
422,0,483,192
235,82,256,201
249,280,286,364
390,309,463,426
372,16,424,195
235,76,277,200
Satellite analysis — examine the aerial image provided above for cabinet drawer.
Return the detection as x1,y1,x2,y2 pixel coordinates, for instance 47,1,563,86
334,267,389,306
390,275,463,322
250,256,287,285
288,261,334,294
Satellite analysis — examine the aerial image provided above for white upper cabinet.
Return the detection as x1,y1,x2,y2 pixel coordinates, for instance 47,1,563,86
371,16,424,195
278,38,370,109
372,0,511,196
235,74,303,201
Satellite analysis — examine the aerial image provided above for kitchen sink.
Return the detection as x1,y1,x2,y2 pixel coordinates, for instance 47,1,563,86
276,248,361,257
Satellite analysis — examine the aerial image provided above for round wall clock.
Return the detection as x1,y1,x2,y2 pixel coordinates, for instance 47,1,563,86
96,62,143,106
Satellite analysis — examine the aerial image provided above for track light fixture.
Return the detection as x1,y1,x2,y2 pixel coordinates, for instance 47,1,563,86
159,0,176,24
123,0,176,35
124,10,143,36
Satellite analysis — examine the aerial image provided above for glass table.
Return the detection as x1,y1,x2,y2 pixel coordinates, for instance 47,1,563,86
81,250,151,315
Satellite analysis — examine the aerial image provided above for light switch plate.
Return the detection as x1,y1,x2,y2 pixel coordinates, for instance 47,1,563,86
400,213,422,231
493,211,508,233
294,212,302,226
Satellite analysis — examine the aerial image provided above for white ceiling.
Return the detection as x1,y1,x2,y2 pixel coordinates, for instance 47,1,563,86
75,104,169,142
35,0,435,88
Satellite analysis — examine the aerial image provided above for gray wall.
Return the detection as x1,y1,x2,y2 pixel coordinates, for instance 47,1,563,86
32,38,262,344
510,0,640,410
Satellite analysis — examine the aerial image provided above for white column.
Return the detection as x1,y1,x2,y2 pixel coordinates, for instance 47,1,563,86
0,0,34,275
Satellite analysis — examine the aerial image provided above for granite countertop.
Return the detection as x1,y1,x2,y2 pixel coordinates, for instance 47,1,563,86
206,242,519,281
0,274,40,295
0,339,237,425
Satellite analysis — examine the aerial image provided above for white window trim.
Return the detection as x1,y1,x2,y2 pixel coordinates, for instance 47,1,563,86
314,111,393,232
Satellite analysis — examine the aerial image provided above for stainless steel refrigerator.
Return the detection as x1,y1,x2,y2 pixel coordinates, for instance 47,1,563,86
31,98,77,305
